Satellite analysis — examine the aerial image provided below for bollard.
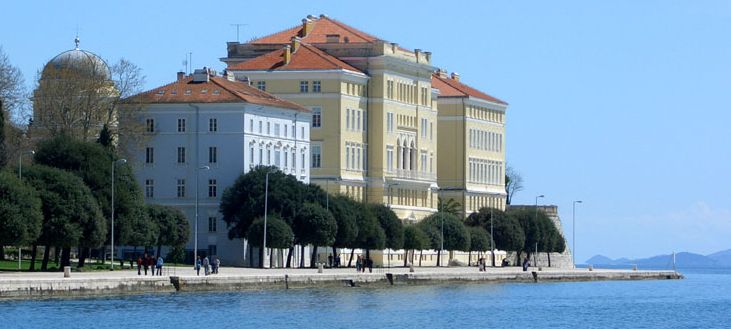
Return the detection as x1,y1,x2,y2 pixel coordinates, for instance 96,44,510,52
317,263,324,273
63,266,71,278
588,264,593,271
409,264,415,273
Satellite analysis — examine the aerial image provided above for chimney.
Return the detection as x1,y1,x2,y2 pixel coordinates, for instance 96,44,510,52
424,51,432,63
283,45,292,65
291,36,301,52
192,68,210,83
177,71,185,81
414,49,421,63
391,42,398,53
301,18,313,37
451,72,460,82
436,68,448,78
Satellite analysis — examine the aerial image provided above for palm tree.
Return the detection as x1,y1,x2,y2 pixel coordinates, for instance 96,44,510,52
437,197,462,217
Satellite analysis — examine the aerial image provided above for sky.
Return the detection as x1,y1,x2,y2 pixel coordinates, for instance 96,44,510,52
2,0,730,262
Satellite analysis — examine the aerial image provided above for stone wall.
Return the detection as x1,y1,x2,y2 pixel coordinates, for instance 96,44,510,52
508,205,574,269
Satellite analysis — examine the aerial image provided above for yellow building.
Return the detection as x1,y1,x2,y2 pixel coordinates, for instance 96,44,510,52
224,14,439,221
432,70,508,215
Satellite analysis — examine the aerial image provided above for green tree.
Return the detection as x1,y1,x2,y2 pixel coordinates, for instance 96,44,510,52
468,226,491,265
437,197,462,217
350,202,385,264
492,212,525,266
97,123,113,148
246,215,294,268
417,212,470,266
328,194,358,261
370,204,404,251
0,171,43,257
118,206,158,252
145,204,190,258
23,165,105,270
402,224,428,267
292,202,337,268
508,208,549,265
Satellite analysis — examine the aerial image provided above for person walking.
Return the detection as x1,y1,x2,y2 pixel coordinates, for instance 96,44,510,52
214,257,220,274
195,256,202,276
203,256,210,276
367,257,373,273
355,255,362,273
137,256,142,275
142,253,149,275
156,255,164,276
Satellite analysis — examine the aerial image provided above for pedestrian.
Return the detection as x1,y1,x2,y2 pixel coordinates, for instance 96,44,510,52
156,255,164,276
214,257,220,274
355,255,362,272
195,256,202,276
203,256,210,276
142,253,149,275
367,257,373,273
522,256,530,272
335,254,341,268
137,256,142,275
148,254,155,276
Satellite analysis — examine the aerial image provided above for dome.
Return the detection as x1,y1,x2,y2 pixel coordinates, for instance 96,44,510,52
41,37,111,80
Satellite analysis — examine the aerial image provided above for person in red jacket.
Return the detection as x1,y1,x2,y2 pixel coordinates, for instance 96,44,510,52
136,256,142,275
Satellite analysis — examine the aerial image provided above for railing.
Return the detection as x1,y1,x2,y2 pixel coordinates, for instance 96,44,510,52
394,169,436,181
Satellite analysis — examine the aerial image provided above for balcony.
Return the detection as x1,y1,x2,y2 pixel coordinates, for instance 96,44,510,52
394,169,436,181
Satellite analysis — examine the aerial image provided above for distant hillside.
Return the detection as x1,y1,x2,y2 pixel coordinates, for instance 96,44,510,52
585,249,731,268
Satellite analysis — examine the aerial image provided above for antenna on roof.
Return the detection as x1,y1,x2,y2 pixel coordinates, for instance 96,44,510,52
231,23,248,43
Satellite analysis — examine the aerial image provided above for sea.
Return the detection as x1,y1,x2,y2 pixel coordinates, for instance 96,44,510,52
1,267,729,329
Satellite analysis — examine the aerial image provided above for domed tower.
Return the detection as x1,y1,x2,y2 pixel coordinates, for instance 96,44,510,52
32,37,118,142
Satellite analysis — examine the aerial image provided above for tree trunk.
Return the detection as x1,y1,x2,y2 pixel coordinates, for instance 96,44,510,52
516,251,522,267
30,245,38,271
332,246,338,267
78,247,90,268
270,248,275,268
41,245,51,271
491,250,496,267
547,252,552,267
53,247,61,266
286,247,294,268
347,249,354,267
419,250,423,267
61,247,71,268
468,251,471,266
365,249,370,260
0,245,4,260
299,244,305,268
248,244,254,267
436,249,441,266
404,250,408,267
310,245,317,268
259,247,264,268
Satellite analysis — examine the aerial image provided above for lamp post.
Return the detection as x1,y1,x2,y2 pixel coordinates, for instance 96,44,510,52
17,150,34,270
110,158,127,270
534,194,544,268
262,170,272,268
194,165,210,266
440,214,445,267
490,207,495,267
572,200,583,268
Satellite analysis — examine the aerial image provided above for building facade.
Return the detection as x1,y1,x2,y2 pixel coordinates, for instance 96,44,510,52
125,69,311,266
432,70,508,215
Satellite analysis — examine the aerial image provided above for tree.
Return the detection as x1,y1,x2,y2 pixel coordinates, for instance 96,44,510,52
351,202,385,263
292,202,337,268
468,226,491,265
246,215,294,268
508,207,551,265
145,204,190,258
0,47,27,125
97,123,113,148
0,171,43,258
417,212,470,266
505,166,524,205
437,197,462,217
22,165,105,270
370,204,404,251
328,194,358,260
118,206,158,252
0,100,6,169
492,212,525,266
402,225,428,266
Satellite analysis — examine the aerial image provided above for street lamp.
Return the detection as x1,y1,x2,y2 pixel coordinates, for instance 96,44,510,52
572,200,583,269
17,150,34,270
262,170,275,268
110,158,127,270
194,165,210,265
534,194,544,267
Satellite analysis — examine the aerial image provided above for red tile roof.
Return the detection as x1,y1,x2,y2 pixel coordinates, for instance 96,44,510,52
228,42,362,73
126,76,309,112
250,16,379,45
432,74,508,105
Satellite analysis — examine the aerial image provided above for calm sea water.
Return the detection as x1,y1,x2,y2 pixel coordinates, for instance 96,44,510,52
1,268,729,329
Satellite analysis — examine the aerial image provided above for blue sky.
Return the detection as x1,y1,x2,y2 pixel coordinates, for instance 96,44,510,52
3,0,729,262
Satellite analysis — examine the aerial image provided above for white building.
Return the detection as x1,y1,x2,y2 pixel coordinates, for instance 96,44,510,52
125,68,311,266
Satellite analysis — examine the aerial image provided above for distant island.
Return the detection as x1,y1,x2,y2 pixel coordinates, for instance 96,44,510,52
585,249,731,268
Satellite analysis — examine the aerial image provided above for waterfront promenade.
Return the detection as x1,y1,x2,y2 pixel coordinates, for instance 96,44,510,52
0,266,682,299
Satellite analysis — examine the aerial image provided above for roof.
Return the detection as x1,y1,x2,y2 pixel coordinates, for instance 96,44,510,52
227,42,362,73
126,76,309,112
250,15,379,45
431,74,508,105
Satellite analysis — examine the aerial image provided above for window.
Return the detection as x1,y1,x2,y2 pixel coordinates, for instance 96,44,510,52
313,81,321,92
274,123,280,136
145,147,154,164
357,111,361,131
208,217,217,232
311,145,321,168
208,245,217,256
346,109,350,130
177,118,186,132
302,153,306,170
312,108,321,128
257,81,266,91
421,118,428,138
208,147,217,163
351,109,355,131
258,121,262,134
387,80,394,99
145,179,154,198
284,125,288,137
209,118,217,132
345,146,350,169
386,112,394,133
208,179,217,198
176,179,186,198
267,122,270,135
291,150,296,169
274,148,281,167
420,151,427,173
250,146,255,164
300,81,309,93
430,122,433,140
249,119,254,132
301,127,305,139
258,148,263,165
177,147,186,164
146,118,154,133
284,149,288,168
267,148,271,165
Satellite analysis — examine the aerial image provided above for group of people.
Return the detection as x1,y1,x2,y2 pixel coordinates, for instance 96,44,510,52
194,255,220,276
327,254,342,268
136,254,164,276
477,257,488,271
355,255,373,273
